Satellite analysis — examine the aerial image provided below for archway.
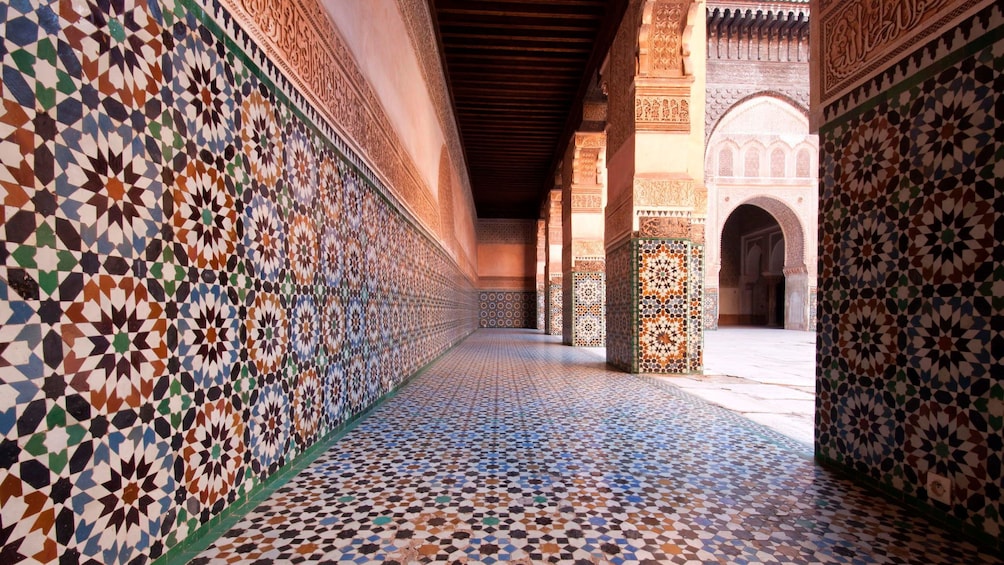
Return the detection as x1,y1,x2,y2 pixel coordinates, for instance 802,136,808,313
717,198,810,330
704,94,817,332
720,204,783,326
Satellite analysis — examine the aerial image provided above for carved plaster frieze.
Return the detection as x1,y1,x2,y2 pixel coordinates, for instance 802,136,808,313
818,0,977,102
396,0,470,195
633,178,696,207
635,208,691,217
574,260,607,273
572,148,601,186
604,1,640,157
635,94,691,131
639,1,689,77
571,193,604,210
219,0,440,234
694,185,708,215
639,216,690,238
690,221,705,244
476,219,536,244
573,240,605,259
783,265,809,276
583,101,608,123
575,131,607,149
437,148,456,246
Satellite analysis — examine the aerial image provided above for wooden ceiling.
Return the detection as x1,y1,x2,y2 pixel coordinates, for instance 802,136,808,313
429,0,628,219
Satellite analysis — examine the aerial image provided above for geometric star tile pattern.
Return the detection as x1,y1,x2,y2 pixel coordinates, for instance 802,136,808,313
194,330,1002,564
606,238,704,374
478,291,535,329
570,272,605,347
817,3,1003,542
546,283,562,337
0,0,477,562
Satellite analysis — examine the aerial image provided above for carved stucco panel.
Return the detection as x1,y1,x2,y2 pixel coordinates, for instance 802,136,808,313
635,95,691,131
640,1,688,77
818,0,979,102
221,0,440,234
396,0,470,194
477,219,536,244
574,260,607,273
572,240,605,259
639,216,690,238
573,148,602,186
633,178,695,208
571,194,604,210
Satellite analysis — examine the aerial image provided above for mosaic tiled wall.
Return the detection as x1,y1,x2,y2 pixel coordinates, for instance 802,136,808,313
478,291,535,328
570,272,605,347
605,239,704,373
0,1,477,563
536,286,545,330
637,239,703,374
605,242,634,370
561,277,573,345
816,4,1002,544
546,282,562,336
704,288,719,330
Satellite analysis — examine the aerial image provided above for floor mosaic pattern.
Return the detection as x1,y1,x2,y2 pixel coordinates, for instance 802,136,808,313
194,330,1000,564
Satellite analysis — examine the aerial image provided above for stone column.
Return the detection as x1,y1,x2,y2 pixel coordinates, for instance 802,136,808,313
604,0,707,373
543,188,563,336
561,131,608,346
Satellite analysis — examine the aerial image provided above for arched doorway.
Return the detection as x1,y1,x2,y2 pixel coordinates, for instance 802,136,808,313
715,197,810,330
719,204,786,327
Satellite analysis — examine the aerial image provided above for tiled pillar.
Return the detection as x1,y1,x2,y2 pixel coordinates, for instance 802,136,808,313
570,262,606,347
603,0,707,373
562,131,608,347
543,189,563,336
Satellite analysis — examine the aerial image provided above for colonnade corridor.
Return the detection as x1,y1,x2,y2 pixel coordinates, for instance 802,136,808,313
191,330,997,564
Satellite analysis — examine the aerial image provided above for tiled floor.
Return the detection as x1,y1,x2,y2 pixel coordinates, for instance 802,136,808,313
193,330,999,564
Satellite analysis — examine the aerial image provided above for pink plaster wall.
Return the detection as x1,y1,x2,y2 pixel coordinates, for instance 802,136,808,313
320,0,477,273
477,243,536,289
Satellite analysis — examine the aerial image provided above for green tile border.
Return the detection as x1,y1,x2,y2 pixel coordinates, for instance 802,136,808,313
151,333,472,565
601,238,634,373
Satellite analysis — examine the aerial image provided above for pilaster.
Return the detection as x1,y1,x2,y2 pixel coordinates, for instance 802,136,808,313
562,131,608,347
544,189,563,336
604,0,707,373
535,220,547,330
